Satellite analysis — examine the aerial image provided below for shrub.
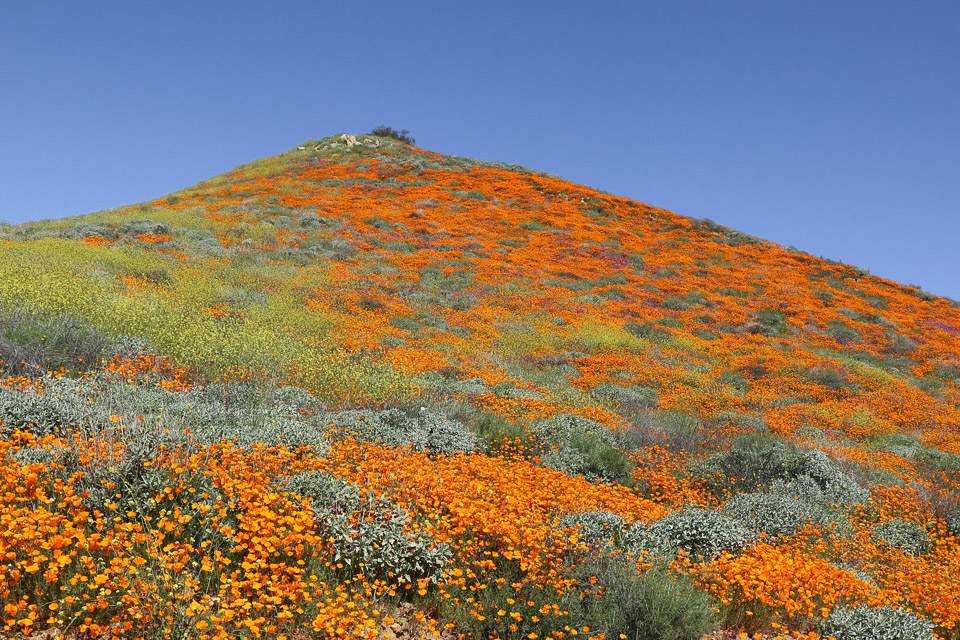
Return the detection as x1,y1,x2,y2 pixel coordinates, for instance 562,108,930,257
1,373,329,451
0,310,108,377
714,411,769,435
821,605,934,640
691,435,868,506
744,308,788,336
464,410,528,454
571,556,719,640
805,366,859,394
15,435,234,555
278,471,450,585
532,414,635,485
630,508,751,560
721,479,840,539
872,519,932,555
623,321,672,344
559,510,627,545
323,406,476,455
591,384,659,409
369,126,415,145
623,411,707,455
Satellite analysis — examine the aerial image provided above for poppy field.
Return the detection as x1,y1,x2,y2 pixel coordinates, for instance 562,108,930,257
1,133,958,639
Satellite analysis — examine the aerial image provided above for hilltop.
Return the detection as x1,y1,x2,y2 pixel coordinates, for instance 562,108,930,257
1,133,958,640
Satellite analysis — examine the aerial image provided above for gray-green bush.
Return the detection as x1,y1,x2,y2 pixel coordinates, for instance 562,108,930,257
278,471,450,585
532,414,634,485
721,478,845,539
821,605,934,640
872,519,932,556
626,508,751,560
691,434,868,506
322,406,476,455
559,510,628,545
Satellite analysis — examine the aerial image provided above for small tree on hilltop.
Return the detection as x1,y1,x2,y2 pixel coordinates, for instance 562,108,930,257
369,125,415,145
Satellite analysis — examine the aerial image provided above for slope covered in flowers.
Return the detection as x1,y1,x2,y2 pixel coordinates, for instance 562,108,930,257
0,133,958,639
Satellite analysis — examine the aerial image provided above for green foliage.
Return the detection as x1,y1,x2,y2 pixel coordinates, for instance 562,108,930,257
369,126,416,145
278,471,450,585
747,308,788,336
15,429,234,557
624,321,672,344
872,519,932,555
559,510,628,546
463,410,528,453
714,411,769,434
691,434,868,505
571,556,719,640
821,605,934,640
532,414,635,485
805,366,859,394
827,319,862,344
0,310,108,376
622,411,707,455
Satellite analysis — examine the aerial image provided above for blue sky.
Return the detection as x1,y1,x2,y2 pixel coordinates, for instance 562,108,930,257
2,2,958,298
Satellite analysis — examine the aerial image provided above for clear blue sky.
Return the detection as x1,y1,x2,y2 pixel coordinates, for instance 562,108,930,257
2,2,958,298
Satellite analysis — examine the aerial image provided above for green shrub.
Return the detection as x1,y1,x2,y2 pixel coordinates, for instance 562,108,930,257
821,605,934,640
805,366,859,394
15,436,234,555
746,308,788,336
691,435,868,505
389,317,422,332
369,126,415,145
872,519,932,555
623,321,672,343
464,411,528,453
623,411,707,455
532,414,635,485
120,219,172,235
827,320,861,344
713,411,769,435
0,310,108,377
572,556,719,640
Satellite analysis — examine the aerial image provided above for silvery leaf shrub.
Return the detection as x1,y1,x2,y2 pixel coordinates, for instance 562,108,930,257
629,508,751,560
322,407,475,455
821,605,934,640
0,373,328,453
721,478,845,539
691,434,868,506
559,510,628,546
591,384,659,409
531,414,634,484
278,471,451,586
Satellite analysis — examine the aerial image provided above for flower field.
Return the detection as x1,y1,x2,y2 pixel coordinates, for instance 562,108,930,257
1,133,958,639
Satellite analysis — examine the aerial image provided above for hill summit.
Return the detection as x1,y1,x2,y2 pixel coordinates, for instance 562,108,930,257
1,133,958,639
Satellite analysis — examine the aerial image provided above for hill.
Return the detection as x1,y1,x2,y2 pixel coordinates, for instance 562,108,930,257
1,133,958,640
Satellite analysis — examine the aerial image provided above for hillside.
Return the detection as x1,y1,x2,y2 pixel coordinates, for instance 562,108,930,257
1,133,959,640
